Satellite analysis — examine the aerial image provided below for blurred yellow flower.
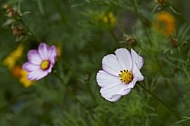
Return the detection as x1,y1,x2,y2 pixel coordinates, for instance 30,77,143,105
20,69,34,88
3,44,24,69
154,11,175,36
56,45,62,56
12,66,34,88
94,11,116,27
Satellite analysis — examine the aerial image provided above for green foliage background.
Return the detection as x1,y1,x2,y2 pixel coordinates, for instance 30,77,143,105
1,0,190,125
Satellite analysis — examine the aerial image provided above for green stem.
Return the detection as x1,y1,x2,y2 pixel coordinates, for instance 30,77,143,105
130,0,152,45
138,83,180,120
53,0,67,23
19,19,41,43
53,72,87,109
109,28,119,47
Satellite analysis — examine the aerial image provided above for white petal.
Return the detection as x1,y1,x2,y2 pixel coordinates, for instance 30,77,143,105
128,78,138,89
96,70,121,87
131,49,144,69
102,54,122,76
117,87,131,95
132,63,144,81
100,83,124,102
115,48,132,71
28,50,42,65
22,62,40,72
38,43,49,59
27,69,48,80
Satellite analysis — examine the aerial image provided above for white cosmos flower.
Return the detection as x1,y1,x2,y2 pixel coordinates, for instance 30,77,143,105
96,48,144,102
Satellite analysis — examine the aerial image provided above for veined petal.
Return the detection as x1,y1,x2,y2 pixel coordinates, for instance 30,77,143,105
28,50,42,65
38,43,49,59
27,69,48,80
131,49,144,69
116,82,134,95
45,63,54,73
132,63,144,81
102,54,122,76
115,48,132,71
96,70,121,87
48,45,57,63
22,62,40,72
117,87,131,95
100,84,124,102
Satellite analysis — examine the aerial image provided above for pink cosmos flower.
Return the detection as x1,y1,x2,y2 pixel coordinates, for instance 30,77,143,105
96,48,144,102
22,43,57,80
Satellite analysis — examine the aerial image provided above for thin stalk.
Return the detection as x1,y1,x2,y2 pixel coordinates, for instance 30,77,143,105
53,72,88,109
53,0,67,23
109,28,119,47
138,83,180,120
19,19,41,43
130,0,152,45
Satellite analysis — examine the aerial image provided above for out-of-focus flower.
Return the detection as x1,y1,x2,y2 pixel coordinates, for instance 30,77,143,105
56,45,62,56
3,5,20,18
20,68,34,88
11,25,26,41
94,11,116,27
154,11,175,36
96,48,144,102
169,38,178,47
155,0,167,6
22,43,57,80
126,36,136,46
3,44,24,69
12,66,34,88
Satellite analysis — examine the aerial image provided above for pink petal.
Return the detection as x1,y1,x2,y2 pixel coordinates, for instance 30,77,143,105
38,43,49,59
28,50,42,65
22,62,40,72
115,48,132,71
100,84,124,102
131,49,144,69
102,54,122,76
96,70,121,87
27,69,48,80
48,45,57,63
45,63,54,73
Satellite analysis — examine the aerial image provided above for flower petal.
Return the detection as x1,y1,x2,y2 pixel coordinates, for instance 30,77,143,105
132,63,144,81
22,62,40,72
38,43,49,59
131,49,144,69
27,69,48,80
28,50,42,65
117,87,131,95
96,70,121,87
115,48,132,71
102,54,122,76
100,84,124,102
48,45,57,63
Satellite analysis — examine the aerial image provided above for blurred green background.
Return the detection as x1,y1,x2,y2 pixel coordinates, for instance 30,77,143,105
1,0,190,125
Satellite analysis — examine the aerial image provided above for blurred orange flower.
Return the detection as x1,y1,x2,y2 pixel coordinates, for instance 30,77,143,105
154,11,175,36
12,66,34,88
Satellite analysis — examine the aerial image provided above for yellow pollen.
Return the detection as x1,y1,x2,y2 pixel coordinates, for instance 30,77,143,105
119,70,133,84
40,60,50,70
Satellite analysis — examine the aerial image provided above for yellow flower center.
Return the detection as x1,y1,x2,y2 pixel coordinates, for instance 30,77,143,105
40,60,50,70
119,70,133,84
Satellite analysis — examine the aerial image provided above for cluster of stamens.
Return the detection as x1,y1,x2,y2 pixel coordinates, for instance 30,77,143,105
40,60,50,70
119,70,133,84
